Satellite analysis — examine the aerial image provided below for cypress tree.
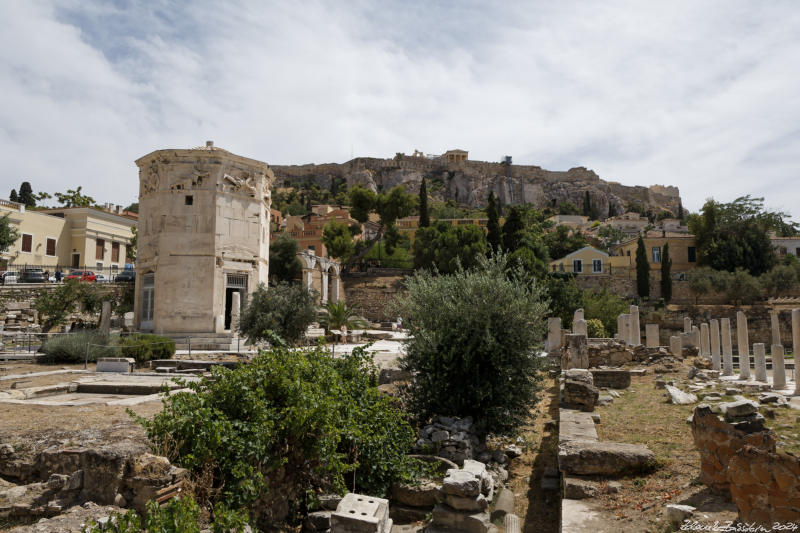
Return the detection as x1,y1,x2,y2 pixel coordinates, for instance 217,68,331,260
660,243,672,302
486,191,501,251
9,189,18,203
583,190,591,216
18,181,35,207
636,236,650,298
678,200,684,220
419,178,430,227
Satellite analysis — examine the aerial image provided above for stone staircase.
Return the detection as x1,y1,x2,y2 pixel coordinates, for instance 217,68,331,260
159,333,240,352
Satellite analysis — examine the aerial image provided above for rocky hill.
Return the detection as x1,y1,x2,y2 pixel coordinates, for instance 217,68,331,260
271,155,681,219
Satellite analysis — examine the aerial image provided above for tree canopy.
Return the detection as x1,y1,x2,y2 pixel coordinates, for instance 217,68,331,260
413,221,487,274
269,233,303,283
0,213,20,252
687,196,794,275
321,219,355,260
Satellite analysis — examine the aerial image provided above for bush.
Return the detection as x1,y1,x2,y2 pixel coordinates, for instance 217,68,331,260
134,345,416,527
395,253,548,433
582,289,629,336
238,282,318,345
586,318,607,338
39,331,116,364
118,333,176,363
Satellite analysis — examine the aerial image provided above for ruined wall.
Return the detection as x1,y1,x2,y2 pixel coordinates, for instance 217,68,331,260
691,405,776,492
342,273,407,321
728,445,800,525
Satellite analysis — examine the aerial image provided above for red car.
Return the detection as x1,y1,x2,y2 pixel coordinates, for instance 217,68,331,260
65,270,97,282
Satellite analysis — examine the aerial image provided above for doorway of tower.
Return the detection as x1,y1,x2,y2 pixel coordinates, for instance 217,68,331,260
225,273,248,330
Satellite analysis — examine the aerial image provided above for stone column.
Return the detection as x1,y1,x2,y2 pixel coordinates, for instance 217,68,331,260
710,319,721,371
617,314,626,341
720,318,733,376
669,335,682,357
793,309,800,396
737,311,751,379
753,343,767,383
322,270,329,303
700,323,711,359
99,300,112,335
619,314,630,345
546,317,562,352
645,324,659,348
573,319,587,337
305,269,313,291
562,334,588,370
684,317,692,333
573,308,584,323
771,344,786,390
230,291,241,332
770,310,781,347
692,326,700,350
331,275,340,303
629,305,641,346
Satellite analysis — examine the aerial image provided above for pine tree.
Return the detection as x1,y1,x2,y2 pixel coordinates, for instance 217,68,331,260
18,181,35,207
9,189,18,203
486,191,501,251
419,178,430,227
660,243,672,302
636,236,650,299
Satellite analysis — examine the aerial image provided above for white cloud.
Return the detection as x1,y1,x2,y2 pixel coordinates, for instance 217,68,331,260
1,0,799,220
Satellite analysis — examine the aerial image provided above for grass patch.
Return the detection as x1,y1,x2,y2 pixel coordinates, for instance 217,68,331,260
764,406,800,456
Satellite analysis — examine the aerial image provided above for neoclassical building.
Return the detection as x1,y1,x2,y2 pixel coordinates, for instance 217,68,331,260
134,142,275,334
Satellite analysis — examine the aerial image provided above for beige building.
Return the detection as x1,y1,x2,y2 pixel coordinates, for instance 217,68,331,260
441,149,468,163
134,141,275,334
0,199,135,274
550,246,609,275
611,231,698,273
607,212,650,236
771,235,800,258
546,214,590,230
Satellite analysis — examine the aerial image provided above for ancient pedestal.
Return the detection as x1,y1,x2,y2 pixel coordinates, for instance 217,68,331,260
737,311,751,380
771,344,786,390
692,326,700,350
771,310,781,347
629,305,641,346
684,317,692,333
669,336,682,357
645,324,659,348
562,334,589,370
700,323,711,359
100,301,112,335
573,319,588,337
793,309,800,396
331,493,391,533
753,343,767,383
710,319,721,371
231,291,241,332
573,308,584,323
721,318,733,376
546,317,562,353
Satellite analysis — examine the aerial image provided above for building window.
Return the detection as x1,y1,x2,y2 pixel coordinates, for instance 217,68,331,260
592,259,602,273
626,250,631,256
652,246,661,263
308,245,315,251
21,233,32,253
688,246,697,262
96,239,105,260
46,238,56,257
573,259,583,273
185,195,193,205
111,242,120,262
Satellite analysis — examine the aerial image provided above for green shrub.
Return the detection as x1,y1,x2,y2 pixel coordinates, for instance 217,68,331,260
118,333,176,363
39,331,116,364
82,496,238,533
585,318,607,338
582,289,629,336
395,253,548,433
134,345,416,527
238,282,318,344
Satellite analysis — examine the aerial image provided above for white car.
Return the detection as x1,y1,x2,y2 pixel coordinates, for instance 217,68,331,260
95,274,109,283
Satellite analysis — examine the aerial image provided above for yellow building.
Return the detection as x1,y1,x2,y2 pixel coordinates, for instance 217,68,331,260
611,231,697,273
396,216,492,244
550,246,609,275
0,199,136,275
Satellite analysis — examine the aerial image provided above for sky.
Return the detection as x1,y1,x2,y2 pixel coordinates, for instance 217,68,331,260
2,0,799,219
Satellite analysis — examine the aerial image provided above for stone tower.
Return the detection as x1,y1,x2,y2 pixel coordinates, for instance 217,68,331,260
134,141,275,334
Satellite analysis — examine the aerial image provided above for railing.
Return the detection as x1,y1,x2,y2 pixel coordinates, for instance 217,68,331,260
0,198,24,211
2,263,134,282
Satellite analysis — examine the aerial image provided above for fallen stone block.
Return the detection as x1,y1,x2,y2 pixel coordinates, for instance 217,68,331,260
720,399,759,418
441,470,480,498
489,486,514,521
430,503,492,533
391,480,440,507
563,477,599,499
665,504,695,527
665,385,698,405
331,493,391,533
590,369,631,389
558,440,656,476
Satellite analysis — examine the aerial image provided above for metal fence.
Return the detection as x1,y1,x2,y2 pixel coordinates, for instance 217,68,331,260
2,263,134,283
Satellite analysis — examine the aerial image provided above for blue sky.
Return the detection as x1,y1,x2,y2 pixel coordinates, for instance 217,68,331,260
2,1,799,219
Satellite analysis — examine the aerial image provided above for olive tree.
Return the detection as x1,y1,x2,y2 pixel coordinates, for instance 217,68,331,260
395,253,549,433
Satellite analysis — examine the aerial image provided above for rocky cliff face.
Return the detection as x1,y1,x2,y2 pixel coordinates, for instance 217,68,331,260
271,156,681,218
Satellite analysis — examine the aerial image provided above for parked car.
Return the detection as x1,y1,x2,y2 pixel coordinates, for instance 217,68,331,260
95,273,109,283
19,269,47,283
0,271,18,285
114,269,136,283
65,270,97,282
